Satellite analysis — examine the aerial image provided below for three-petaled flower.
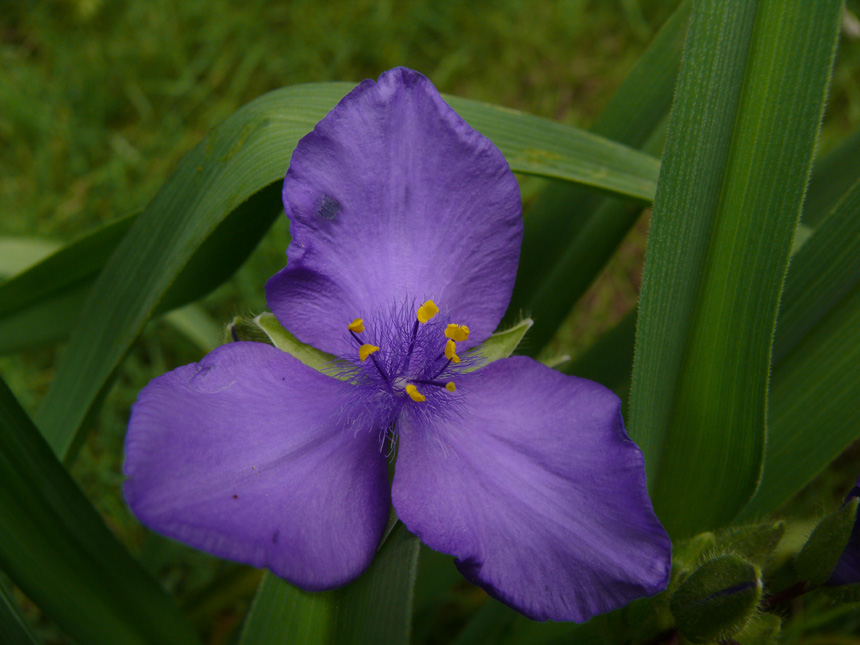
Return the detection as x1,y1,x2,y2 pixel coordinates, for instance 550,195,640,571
124,68,671,622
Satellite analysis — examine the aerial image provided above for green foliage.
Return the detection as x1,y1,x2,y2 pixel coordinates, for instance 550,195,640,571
628,0,842,539
739,178,860,518
0,374,199,644
239,523,419,645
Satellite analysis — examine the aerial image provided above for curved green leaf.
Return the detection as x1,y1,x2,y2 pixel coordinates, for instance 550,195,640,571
628,0,841,538
803,127,860,227
0,581,37,645
0,375,199,644
738,179,860,518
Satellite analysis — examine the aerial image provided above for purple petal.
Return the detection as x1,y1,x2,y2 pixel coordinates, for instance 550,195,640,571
392,356,671,622
267,67,522,356
123,342,389,591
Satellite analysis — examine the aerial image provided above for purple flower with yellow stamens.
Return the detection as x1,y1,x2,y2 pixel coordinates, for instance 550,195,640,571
123,68,671,622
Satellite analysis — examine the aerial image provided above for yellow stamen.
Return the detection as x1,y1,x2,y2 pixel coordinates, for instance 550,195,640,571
348,318,365,333
416,300,439,324
444,323,470,342
445,339,461,364
359,344,379,362
445,381,456,392
406,383,426,402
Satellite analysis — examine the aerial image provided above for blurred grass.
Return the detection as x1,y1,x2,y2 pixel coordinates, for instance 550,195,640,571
1,0,860,641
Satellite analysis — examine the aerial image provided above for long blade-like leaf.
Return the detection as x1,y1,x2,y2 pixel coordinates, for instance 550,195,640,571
0,375,199,644
0,581,37,645
239,522,419,645
803,127,860,227
628,0,841,538
738,179,860,518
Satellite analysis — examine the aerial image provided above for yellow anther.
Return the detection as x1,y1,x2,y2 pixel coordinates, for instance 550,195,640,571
406,384,426,402
359,344,379,362
445,339,461,364
348,318,365,333
416,300,439,324
445,381,456,393
444,323,470,342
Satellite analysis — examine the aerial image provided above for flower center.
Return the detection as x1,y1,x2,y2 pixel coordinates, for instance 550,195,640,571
342,299,470,408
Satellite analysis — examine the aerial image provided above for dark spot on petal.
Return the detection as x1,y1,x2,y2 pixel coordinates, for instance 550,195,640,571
272,530,280,544
232,494,238,499
316,195,340,220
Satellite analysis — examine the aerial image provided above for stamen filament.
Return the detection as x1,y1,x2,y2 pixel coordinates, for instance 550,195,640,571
369,353,393,392
403,319,420,371
411,378,455,391
432,358,453,380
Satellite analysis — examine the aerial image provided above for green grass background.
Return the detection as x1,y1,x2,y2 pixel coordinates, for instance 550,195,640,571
2,1,860,642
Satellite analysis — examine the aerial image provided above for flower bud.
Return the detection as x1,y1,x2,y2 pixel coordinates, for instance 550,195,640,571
796,488,860,586
670,554,762,644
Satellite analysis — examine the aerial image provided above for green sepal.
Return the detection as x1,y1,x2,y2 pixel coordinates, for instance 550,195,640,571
227,313,533,378
669,554,762,644
225,315,275,345
671,532,717,586
254,313,338,373
226,312,340,376
820,582,860,603
464,317,533,372
735,612,781,645
714,521,786,567
796,496,859,585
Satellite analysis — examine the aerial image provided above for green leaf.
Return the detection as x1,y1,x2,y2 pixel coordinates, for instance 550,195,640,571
560,308,636,397
804,127,860,227
713,521,786,568
0,184,281,355
739,179,860,518
628,0,841,538
772,180,860,366
0,215,134,354
507,2,689,351
163,306,224,353
465,318,533,371
253,312,337,373
0,375,199,645
239,522,419,645
0,581,38,645
0,237,59,276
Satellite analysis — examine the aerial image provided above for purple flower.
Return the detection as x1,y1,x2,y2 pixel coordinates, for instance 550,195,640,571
123,68,671,622
826,478,860,586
